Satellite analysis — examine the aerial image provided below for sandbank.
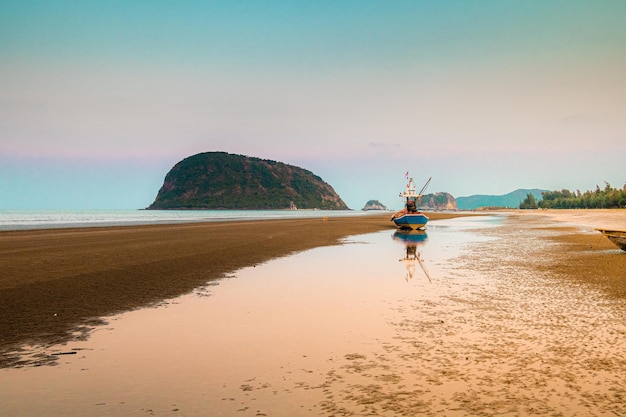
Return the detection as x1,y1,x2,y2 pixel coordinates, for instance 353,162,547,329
508,209,626,298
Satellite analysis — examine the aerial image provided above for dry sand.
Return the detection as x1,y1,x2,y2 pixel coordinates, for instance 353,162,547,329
0,212,461,365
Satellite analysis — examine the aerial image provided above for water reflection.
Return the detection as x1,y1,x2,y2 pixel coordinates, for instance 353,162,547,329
392,230,431,282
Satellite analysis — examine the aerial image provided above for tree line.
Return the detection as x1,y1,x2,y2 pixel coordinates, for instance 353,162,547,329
520,182,626,209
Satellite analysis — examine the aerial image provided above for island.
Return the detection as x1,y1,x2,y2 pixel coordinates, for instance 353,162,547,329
147,152,349,210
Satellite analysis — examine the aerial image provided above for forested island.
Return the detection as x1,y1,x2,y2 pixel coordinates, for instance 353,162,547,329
520,183,626,209
148,152,348,210
362,200,387,211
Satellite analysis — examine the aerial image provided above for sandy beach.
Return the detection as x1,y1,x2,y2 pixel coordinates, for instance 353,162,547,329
0,212,461,364
1,209,625,416
503,209,626,298
1,209,624,363
311,209,626,417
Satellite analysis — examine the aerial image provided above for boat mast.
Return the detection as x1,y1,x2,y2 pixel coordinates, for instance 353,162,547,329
418,177,432,196
400,176,431,203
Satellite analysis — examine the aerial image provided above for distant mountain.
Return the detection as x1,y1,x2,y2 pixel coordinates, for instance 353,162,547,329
420,192,458,210
456,189,547,210
362,200,387,211
148,152,348,210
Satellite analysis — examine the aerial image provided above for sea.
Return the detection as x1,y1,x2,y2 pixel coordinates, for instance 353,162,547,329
0,209,376,231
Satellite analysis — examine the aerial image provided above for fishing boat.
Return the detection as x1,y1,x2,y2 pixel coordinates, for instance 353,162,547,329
596,229,626,251
391,176,431,230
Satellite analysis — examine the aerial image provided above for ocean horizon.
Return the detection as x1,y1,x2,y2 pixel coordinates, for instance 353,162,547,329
0,209,380,231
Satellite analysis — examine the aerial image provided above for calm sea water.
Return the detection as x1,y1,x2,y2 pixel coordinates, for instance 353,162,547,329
0,209,375,231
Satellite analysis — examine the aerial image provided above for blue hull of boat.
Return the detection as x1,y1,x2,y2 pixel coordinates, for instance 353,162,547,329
392,213,428,230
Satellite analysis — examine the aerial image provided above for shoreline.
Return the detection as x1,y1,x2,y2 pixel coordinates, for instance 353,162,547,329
2,209,624,414
2,209,623,367
491,207,626,230
0,212,462,365
0,208,379,232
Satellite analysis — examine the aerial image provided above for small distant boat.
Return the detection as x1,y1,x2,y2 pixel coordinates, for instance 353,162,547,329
391,176,431,230
596,229,626,251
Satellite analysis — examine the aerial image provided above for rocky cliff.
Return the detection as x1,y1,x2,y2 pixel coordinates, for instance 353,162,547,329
148,152,348,210
420,192,458,210
362,200,387,211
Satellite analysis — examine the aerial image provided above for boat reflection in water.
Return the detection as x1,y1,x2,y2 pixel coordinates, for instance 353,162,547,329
392,230,431,282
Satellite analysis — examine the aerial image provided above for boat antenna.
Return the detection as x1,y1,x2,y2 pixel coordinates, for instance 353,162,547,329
418,177,432,196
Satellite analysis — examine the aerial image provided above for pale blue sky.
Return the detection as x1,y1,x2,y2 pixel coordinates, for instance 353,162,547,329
1,1,625,209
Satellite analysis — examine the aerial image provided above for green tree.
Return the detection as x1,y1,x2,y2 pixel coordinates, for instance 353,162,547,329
520,193,538,209
538,183,626,209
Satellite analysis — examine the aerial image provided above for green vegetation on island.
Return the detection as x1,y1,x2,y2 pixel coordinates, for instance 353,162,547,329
519,193,539,209
148,152,348,210
362,200,387,210
457,189,546,210
522,183,626,209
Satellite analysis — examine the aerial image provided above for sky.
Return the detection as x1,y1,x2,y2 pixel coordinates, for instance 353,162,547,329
1,1,625,210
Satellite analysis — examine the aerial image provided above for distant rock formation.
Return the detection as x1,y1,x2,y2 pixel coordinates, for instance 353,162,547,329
420,192,458,210
148,152,349,210
362,200,387,211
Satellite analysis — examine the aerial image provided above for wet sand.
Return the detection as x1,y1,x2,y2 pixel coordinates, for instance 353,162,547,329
314,209,626,416
509,209,626,299
0,212,461,365
1,209,626,416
